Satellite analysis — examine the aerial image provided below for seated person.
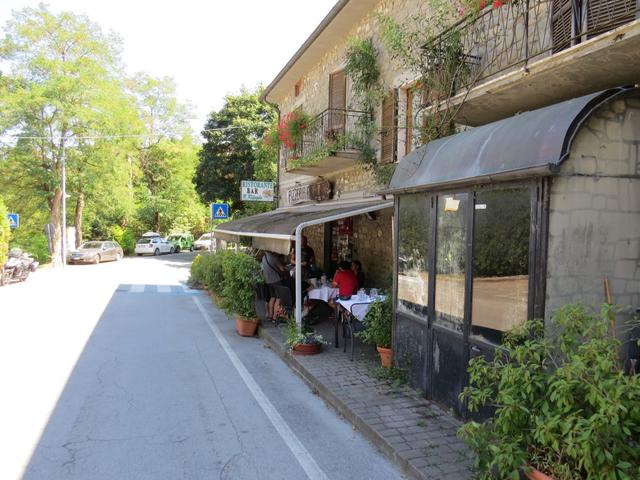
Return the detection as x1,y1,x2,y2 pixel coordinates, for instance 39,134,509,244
351,260,365,291
332,260,358,300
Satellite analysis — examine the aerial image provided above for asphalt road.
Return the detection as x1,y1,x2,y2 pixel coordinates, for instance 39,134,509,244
0,252,403,480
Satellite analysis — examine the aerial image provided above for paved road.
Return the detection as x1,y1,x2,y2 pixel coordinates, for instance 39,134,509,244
0,253,403,480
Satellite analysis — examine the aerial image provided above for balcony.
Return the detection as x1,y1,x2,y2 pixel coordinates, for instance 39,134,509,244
283,109,370,175
426,0,640,125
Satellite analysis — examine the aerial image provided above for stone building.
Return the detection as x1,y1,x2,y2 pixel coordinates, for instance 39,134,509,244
215,0,640,416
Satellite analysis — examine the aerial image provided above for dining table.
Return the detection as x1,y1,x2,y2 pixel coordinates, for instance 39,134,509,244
307,284,339,303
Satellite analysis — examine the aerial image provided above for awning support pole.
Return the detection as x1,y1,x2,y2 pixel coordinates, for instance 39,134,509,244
295,227,303,327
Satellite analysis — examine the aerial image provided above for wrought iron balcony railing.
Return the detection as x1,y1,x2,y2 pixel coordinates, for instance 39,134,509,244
282,108,370,168
425,0,640,91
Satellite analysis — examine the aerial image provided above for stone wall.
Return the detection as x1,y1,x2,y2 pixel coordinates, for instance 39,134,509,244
352,208,394,288
275,0,428,207
546,96,640,350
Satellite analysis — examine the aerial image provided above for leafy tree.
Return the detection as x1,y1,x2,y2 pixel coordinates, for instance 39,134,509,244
0,198,10,265
0,5,127,265
194,87,276,215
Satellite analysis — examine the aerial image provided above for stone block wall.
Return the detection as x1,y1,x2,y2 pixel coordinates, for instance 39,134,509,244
546,96,640,346
352,208,394,288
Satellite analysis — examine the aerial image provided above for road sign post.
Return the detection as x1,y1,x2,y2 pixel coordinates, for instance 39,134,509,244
210,203,230,252
7,213,19,229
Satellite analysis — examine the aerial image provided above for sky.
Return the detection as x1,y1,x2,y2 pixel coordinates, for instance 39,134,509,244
0,0,338,136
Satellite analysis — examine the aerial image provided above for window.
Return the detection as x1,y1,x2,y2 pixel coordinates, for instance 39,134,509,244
471,187,530,344
397,194,430,317
380,89,398,164
295,79,303,97
434,193,468,332
329,70,346,133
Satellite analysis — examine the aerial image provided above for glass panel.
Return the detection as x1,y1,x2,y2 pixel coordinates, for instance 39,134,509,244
435,193,468,333
397,194,429,317
472,188,530,345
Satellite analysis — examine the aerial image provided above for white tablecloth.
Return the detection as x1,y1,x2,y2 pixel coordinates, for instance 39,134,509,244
337,295,386,321
307,286,339,303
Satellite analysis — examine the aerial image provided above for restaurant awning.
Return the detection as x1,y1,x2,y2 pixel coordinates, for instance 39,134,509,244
214,198,393,255
387,86,636,193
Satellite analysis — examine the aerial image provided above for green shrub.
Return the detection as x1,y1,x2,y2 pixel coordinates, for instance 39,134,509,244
356,293,392,348
110,225,136,255
219,252,262,319
458,304,640,480
0,199,9,265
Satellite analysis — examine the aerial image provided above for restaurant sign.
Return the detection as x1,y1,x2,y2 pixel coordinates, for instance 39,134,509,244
286,180,332,205
241,180,274,202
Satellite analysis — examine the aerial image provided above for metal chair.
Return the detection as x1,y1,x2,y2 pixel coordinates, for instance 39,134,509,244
340,302,368,361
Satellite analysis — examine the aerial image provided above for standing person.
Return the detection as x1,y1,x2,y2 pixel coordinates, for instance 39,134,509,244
290,235,316,278
261,251,285,322
332,260,358,300
352,260,365,290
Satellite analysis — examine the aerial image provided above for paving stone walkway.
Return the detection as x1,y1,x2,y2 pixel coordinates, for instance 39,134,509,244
259,319,475,480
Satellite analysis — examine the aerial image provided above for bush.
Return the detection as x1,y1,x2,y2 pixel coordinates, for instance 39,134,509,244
189,251,233,293
110,225,136,255
458,304,640,480
0,199,9,265
219,252,262,319
356,293,392,348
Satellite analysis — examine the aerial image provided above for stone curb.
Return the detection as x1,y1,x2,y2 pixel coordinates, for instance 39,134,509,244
258,325,428,480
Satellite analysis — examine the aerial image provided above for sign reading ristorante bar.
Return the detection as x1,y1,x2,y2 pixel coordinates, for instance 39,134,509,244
240,180,275,202
286,180,332,205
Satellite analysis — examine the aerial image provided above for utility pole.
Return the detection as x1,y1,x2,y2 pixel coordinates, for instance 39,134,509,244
61,144,67,268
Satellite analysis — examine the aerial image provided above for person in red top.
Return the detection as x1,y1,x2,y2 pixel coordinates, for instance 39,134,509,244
332,261,358,300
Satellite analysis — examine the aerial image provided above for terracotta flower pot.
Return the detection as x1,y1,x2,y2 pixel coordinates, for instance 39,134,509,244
377,346,392,368
235,315,259,337
525,467,555,480
292,343,322,355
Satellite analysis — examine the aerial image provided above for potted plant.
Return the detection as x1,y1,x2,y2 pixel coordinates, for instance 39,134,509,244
219,252,263,337
278,110,312,150
458,303,640,480
286,319,325,355
356,294,393,367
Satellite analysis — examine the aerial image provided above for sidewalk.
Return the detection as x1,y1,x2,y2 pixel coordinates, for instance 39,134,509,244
258,320,474,480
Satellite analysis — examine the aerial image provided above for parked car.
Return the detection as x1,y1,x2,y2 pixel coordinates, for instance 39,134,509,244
167,233,194,253
135,237,174,256
68,241,123,264
194,233,213,251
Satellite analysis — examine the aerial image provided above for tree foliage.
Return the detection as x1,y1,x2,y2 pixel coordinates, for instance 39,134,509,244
0,198,10,265
0,6,208,262
194,87,277,217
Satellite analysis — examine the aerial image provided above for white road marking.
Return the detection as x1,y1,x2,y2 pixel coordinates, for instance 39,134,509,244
192,296,329,480
157,285,171,293
129,285,145,293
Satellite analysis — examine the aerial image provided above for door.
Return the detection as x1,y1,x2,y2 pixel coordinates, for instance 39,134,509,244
328,70,346,134
430,193,469,414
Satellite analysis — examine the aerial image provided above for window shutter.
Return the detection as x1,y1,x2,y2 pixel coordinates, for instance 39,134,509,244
380,90,398,165
405,89,414,156
551,0,575,53
586,0,637,38
329,70,346,133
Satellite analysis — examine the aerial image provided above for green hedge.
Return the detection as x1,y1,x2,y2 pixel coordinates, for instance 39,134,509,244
110,226,136,255
190,251,263,318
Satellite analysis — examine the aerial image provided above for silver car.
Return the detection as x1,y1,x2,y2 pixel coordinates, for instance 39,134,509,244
68,241,123,264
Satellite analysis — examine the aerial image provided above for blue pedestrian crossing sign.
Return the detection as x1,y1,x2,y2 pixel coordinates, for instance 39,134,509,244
7,213,19,229
211,203,229,220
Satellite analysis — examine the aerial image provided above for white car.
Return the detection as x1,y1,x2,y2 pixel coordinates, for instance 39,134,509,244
194,233,214,251
135,237,174,256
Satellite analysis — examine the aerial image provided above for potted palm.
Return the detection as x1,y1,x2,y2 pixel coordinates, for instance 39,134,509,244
356,294,393,367
286,319,325,355
458,303,640,480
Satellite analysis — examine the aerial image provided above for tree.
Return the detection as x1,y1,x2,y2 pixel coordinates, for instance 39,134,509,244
194,87,277,215
0,5,127,265
0,198,10,265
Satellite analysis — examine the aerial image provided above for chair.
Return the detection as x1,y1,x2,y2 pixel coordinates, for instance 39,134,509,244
340,303,368,361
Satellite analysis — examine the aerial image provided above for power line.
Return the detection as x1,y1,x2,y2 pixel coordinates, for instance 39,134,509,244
1,124,255,141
